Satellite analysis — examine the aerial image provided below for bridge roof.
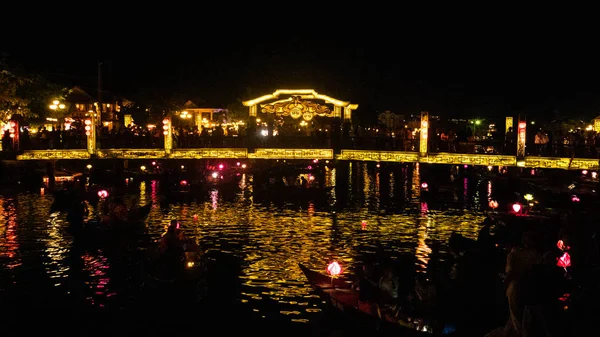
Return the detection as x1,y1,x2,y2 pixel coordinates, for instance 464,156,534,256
243,89,357,109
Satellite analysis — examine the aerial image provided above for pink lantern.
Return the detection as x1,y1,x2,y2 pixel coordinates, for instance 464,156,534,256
557,252,571,268
327,261,342,276
511,203,522,213
97,190,108,198
421,182,428,189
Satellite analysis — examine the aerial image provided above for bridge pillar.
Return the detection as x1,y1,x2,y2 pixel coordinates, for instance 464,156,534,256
162,117,173,154
331,117,342,155
517,116,527,164
420,111,429,157
46,160,55,187
246,116,257,153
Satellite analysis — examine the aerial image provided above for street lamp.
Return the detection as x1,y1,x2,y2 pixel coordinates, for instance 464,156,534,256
49,100,66,111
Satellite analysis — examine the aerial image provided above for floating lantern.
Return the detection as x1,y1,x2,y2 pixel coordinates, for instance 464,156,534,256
421,182,428,189
180,180,187,186
97,190,108,198
511,203,522,213
327,261,342,276
557,252,571,268
582,170,588,175
489,200,499,209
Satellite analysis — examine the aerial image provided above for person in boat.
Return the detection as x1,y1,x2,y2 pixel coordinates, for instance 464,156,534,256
352,263,379,312
300,176,308,188
378,262,400,311
159,220,199,253
66,196,89,229
157,221,186,277
108,197,128,225
485,231,544,337
407,273,437,316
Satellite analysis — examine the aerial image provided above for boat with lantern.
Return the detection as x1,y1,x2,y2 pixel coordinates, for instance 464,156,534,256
299,263,444,336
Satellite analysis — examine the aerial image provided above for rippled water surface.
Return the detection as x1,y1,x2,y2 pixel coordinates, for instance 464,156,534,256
0,162,488,331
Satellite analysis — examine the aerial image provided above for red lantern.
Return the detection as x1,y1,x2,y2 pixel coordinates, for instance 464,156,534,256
327,261,342,276
557,252,571,268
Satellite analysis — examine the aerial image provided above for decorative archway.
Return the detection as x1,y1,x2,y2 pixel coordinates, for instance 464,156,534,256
242,89,357,121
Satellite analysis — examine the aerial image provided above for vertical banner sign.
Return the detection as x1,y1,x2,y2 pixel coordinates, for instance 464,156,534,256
505,117,513,133
517,120,526,159
9,120,19,151
124,114,133,127
163,118,172,154
420,111,429,155
85,118,96,154
594,118,600,132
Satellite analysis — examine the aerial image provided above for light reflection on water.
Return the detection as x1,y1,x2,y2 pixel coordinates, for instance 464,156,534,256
0,162,487,324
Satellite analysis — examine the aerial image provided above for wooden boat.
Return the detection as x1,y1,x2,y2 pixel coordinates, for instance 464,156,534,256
68,202,153,239
299,263,446,336
145,240,207,287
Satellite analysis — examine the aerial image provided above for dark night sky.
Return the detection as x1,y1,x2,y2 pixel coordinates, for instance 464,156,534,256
6,21,600,120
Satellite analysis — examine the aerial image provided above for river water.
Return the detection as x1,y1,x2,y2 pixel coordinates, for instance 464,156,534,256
0,162,488,335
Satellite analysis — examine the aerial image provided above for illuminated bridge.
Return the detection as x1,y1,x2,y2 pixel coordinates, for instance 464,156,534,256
13,148,599,170
6,89,600,170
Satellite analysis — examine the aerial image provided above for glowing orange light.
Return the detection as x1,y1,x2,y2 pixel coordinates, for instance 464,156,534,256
84,119,91,125
327,261,342,276
489,200,499,209
557,240,570,251
361,220,367,230
162,118,169,124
